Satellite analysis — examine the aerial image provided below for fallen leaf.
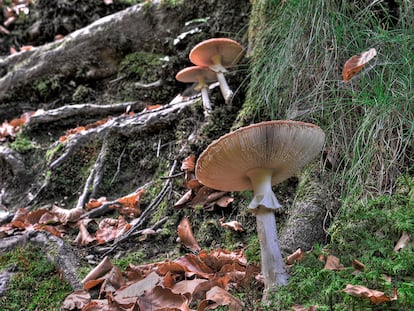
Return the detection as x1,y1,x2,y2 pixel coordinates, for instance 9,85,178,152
82,256,113,285
342,48,377,82
220,220,244,232
74,220,96,246
181,154,196,172
174,189,193,208
51,205,83,224
85,197,108,210
95,216,131,244
177,217,201,252
62,290,91,310
352,259,365,271
113,271,163,307
198,286,244,311
115,189,144,217
324,255,344,271
138,285,190,311
286,248,304,265
343,284,397,304
393,231,411,252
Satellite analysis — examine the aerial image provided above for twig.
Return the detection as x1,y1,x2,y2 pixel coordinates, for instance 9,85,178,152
109,145,126,186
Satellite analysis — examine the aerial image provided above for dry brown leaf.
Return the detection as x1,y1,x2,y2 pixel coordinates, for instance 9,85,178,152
214,195,234,208
181,154,196,172
82,256,113,285
74,219,96,246
343,284,397,304
95,216,131,244
177,217,201,252
33,224,62,237
51,205,83,224
393,231,411,252
198,286,244,311
220,220,244,232
85,197,108,210
115,189,144,217
352,259,365,271
174,254,214,279
82,300,119,311
324,255,344,271
342,48,377,82
113,271,163,307
138,285,190,311
171,279,209,296
61,290,91,310
286,248,304,265
174,189,193,208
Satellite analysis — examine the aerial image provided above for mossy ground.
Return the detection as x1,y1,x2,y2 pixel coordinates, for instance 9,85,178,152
0,245,72,311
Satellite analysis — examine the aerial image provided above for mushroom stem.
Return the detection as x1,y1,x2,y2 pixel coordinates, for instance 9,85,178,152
255,206,288,298
200,86,212,115
247,168,282,210
247,168,288,298
215,71,233,104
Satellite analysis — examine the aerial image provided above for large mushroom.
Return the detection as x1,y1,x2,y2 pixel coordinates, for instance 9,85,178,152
195,120,325,299
189,38,243,103
176,66,217,116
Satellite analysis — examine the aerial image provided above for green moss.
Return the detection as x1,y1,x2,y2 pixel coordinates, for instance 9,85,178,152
45,143,64,163
9,132,36,153
119,51,166,81
112,250,147,270
0,245,72,311
33,78,61,101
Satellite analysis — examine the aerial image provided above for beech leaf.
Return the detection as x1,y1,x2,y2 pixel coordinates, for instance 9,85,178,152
324,255,344,271
342,48,377,82
343,284,397,304
177,217,201,252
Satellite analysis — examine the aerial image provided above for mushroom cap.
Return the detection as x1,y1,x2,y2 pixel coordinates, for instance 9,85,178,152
176,66,217,83
189,38,244,68
195,120,325,192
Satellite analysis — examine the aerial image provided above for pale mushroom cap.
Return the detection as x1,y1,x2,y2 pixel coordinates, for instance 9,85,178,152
195,120,325,191
176,66,217,83
189,38,244,68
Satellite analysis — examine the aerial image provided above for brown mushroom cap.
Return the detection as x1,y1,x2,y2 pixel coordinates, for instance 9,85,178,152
189,38,244,68
196,120,325,191
175,66,217,83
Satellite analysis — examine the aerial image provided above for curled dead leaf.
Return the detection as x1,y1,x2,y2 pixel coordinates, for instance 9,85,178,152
177,217,201,252
220,220,244,232
342,48,377,82
324,255,344,271
343,284,397,304
393,231,411,252
286,248,304,265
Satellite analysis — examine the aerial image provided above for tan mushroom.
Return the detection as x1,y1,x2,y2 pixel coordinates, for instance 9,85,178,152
189,38,243,103
176,66,217,116
195,120,325,300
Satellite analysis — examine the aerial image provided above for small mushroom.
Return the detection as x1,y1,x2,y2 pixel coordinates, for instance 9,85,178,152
195,120,325,299
189,38,243,103
176,66,217,116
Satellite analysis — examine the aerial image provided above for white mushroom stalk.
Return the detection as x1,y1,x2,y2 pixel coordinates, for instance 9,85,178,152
247,168,288,297
194,78,213,116
209,54,233,104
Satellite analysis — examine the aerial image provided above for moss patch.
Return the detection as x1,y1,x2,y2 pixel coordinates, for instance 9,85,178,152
0,245,72,311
